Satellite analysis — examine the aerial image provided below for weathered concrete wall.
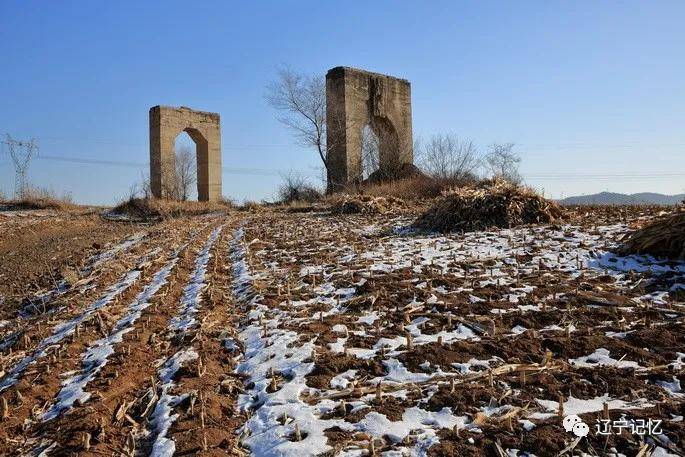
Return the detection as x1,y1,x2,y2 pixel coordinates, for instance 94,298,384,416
149,105,222,201
326,66,413,191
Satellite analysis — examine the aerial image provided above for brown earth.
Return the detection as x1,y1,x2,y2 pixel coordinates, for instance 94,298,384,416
0,210,136,319
0,204,682,456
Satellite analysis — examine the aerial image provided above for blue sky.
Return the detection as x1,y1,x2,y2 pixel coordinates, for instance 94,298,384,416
1,1,683,204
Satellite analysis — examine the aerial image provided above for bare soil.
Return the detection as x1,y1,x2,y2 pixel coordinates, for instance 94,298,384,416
0,210,136,319
0,204,682,456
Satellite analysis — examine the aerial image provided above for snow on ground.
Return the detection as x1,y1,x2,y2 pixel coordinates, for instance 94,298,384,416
147,226,223,457
42,254,181,421
230,213,685,456
0,268,143,392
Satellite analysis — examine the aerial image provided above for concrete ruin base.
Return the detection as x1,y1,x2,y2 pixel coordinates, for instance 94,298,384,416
149,105,222,201
326,67,413,192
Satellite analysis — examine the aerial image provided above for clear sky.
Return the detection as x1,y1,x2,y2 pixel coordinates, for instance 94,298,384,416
1,1,683,204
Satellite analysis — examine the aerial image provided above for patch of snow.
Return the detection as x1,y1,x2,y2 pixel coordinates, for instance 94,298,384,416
569,348,640,369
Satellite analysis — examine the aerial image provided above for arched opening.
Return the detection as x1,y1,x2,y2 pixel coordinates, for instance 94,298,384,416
360,124,380,180
371,116,400,175
359,117,401,182
172,131,198,201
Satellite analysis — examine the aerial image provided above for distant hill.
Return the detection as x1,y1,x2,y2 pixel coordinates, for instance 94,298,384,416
558,191,684,206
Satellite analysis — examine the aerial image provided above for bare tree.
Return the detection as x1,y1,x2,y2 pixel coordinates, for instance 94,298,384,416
159,159,178,200
277,173,322,203
175,145,196,201
485,143,522,184
266,67,329,175
139,172,152,199
156,146,196,200
419,133,480,181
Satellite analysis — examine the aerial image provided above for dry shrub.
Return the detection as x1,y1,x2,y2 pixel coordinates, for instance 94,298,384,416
278,175,322,204
618,209,685,260
283,199,324,213
110,197,231,221
239,201,263,212
414,179,564,233
330,195,406,215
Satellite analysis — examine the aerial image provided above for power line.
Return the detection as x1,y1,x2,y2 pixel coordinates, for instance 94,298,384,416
38,154,146,168
19,133,685,151
16,152,683,181
31,135,295,150
31,153,318,177
2,131,681,182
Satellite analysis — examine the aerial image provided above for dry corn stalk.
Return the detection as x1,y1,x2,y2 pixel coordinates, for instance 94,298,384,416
307,361,560,402
414,179,563,233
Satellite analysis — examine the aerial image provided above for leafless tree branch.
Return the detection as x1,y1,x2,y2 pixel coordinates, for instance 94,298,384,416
266,67,329,171
418,133,481,181
484,143,522,184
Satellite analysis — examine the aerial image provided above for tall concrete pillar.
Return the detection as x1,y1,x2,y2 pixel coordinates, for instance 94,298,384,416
325,67,413,192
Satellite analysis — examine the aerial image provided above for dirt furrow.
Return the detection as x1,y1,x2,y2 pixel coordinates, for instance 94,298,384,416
16,231,148,320
0,221,210,454
0,213,139,320
0,224,188,365
18,220,230,456
11,221,220,456
161,224,246,456
140,225,226,457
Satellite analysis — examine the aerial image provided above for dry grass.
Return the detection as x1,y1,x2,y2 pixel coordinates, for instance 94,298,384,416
238,200,265,212
414,179,564,233
329,195,407,215
270,175,475,212
352,175,476,200
618,208,685,260
0,187,75,210
110,197,232,221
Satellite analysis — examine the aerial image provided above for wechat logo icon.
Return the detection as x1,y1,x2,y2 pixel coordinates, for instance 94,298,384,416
563,414,589,437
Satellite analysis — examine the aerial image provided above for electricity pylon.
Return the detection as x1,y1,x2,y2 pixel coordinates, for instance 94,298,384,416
1,134,39,198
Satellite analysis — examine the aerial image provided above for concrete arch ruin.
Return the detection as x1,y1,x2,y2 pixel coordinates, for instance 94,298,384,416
149,105,222,201
326,66,413,191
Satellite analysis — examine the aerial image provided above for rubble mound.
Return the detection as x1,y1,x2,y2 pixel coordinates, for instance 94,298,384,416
109,198,165,221
618,209,685,260
414,180,564,233
108,198,231,221
365,163,425,184
330,195,406,215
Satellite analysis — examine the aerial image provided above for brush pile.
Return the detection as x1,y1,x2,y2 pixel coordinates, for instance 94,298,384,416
618,209,685,260
414,180,563,232
330,195,406,215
